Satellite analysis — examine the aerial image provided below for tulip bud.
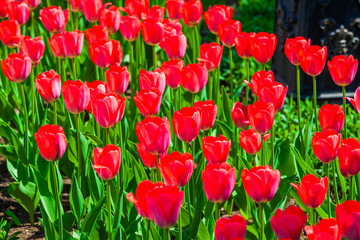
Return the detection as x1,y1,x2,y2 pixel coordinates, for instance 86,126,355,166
0,0,8,19
198,42,223,71
86,25,109,45
134,88,162,117
92,145,121,180
106,66,130,95
312,129,341,164
218,19,241,48
35,70,61,103
318,104,344,133
235,32,255,59
181,0,203,27
62,80,90,114
231,102,249,130
25,0,41,10
39,6,69,34
202,135,231,164
0,20,23,48
328,55,358,87
239,129,267,155
69,0,81,12
338,138,360,178
48,33,67,59
173,107,201,143
244,70,275,96
100,5,121,34
285,37,311,66
85,81,107,113
19,36,45,66
141,5,164,21
159,32,187,60
248,101,275,134
136,143,160,169
122,0,150,19
299,45,327,77
89,40,123,68
181,63,208,93
194,100,217,130
141,18,164,46
204,5,233,35
214,215,247,240
166,0,184,20
81,0,108,23
139,68,166,95
1,53,32,83
92,93,126,128
8,1,30,26
258,81,288,113
345,86,360,113
161,59,184,89
35,125,67,161
119,15,141,42
163,18,182,35
305,218,341,240
250,32,277,64
336,200,360,240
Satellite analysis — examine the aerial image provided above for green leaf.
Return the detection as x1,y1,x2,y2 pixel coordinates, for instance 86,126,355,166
221,86,232,123
291,145,319,178
190,189,205,238
81,196,106,234
216,119,234,141
276,138,296,177
70,174,85,227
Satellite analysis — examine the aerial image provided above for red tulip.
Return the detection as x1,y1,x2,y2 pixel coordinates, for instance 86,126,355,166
258,81,288,113
63,30,84,58
106,66,130,95
85,80,107,113
214,215,247,240
166,0,184,20
159,32,187,60
160,59,184,89
35,70,61,103
127,180,184,228
305,218,341,240
202,135,231,164
270,206,307,240
89,40,123,68
25,0,41,10
39,6,69,34
100,5,121,34
19,36,45,66
218,19,241,48
163,18,182,36
1,53,31,83
338,138,360,178
136,116,171,155
69,0,81,12
202,162,236,203
62,80,90,114
139,68,166,95
8,1,30,26
35,125,67,161
319,104,344,133
291,174,328,209
231,102,249,130
336,200,360,240
198,42,223,71
312,130,341,164
345,86,360,113
0,20,23,48
181,63,208,93
181,0,203,27
299,45,327,77
194,100,217,130
121,0,150,19
159,151,195,187
134,88,162,117
173,107,201,143
248,101,275,134
239,128,263,155
136,142,161,169
250,32,277,64
241,165,280,203
92,144,121,180
141,18,164,45
328,55,358,86
204,5,232,35
141,5,165,21
81,0,108,23
284,37,311,66
92,93,126,128
244,70,275,96
235,32,255,59
0,0,8,19
119,15,141,42
86,25,109,45
48,33,67,58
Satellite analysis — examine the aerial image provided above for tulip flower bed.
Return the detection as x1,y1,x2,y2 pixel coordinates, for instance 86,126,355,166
2,0,360,240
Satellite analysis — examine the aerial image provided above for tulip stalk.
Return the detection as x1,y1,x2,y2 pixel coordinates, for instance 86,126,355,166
163,228,169,240
260,134,265,166
270,126,275,168
130,42,135,98
72,59,77,80
19,83,29,164
75,114,83,190
312,76,318,131
244,59,250,105
54,101,57,125
106,180,112,240
350,177,354,200
215,203,220,221
178,192,182,240
51,161,63,240
259,203,264,240
342,86,347,138
30,70,37,130
332,161,339,203
152,45,157,69
296,65,302,139
324,164,331,217
228,47,234,101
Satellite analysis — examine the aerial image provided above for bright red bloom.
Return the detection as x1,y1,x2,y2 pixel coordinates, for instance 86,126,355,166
136,142,160,169
181,0,203,27
198,42,223,71
127,180,184,228
159,32,187,60
345,86,360,113
39,6,69,34
86,25,109,45
244,70,275,96
161,59,184,89
119,15,141,42
100,5,121,34
89,40,123,68
141,18,164,45
338,138,360,178
35,70,61,103
312,129,341,164
166,0,184,20
235,32,255,59
173,107,201,143
194,100,217,130
318,104,344,133
106,66,130,95
85,80,107,113
181,63,208,93
159,151,194,187
218,19,241,48
163,18,182,36
48,33,67,58
231,102,249,130
141,5,165,21
284,37,311,66
258,81,288,113
92,145,121,180
62,80,90,114
241,165,280,203
336,200,360,240
25,0,41,10
69,0,81,12
63,30,84,58
35,125,67,161
270,206,307,240
215,215,247,240
122,0,150,19
19,36,45,66
81,0,107,23
305,218,341,240
328,55,358,87
139,68,166,95
299,45,327,77
134,88,162,117
291,174,328,209
1,53,31,83
239,129,262,155
8,1,30,26
0,20,23,48
248,101,275,134
204,5,232,35
250,32,277,64
92,93,126,128
136,116,171,155
0,0,8,19
202,135,231,164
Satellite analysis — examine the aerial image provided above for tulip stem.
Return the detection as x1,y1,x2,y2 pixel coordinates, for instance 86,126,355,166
260,134,264,166
106,128,110,145
163,228,169,240
357,173,360,201
186,182,192,222
51,161,63,240
19,83,29,165
332,161,339,203
54,101,57,125
350,176,354,200
75,114,83,191
245,59,250,105
152,45,157,69
130,42,135,98
113,126,116,145
30,70,37,130
178,197,182,240
325,164,331,217
107,180,112,240
72,58,76,80
270,125,275,168
296,65,303,143
311,208,316,225
101,68,106,82
228,47,234,101
146,220,150,240
259,203,264,240
215,203,220,221
61,59,66,84
312,76,319,131
342,86,347,139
